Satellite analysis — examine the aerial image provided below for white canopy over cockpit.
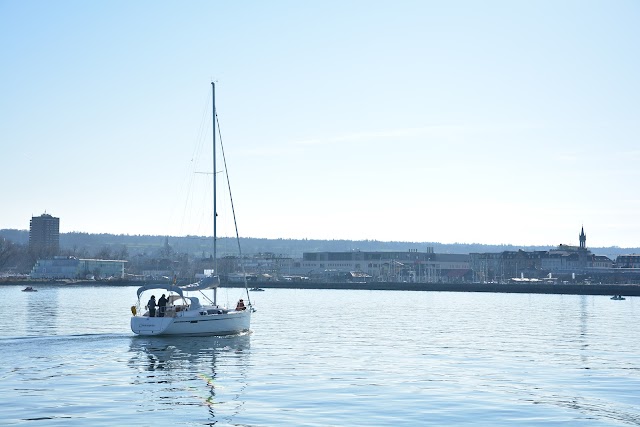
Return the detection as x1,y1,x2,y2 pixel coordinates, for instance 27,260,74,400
136,284,184,299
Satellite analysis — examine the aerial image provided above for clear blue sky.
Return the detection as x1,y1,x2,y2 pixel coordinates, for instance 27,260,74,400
1,0,639,248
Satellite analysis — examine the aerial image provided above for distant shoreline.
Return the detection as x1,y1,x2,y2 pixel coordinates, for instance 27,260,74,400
235,281,640,296
3,279,639,296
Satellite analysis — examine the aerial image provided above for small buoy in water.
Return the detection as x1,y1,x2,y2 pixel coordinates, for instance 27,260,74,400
131,305,137,316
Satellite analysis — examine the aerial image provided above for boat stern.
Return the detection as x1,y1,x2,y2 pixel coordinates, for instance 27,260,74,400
131,316,174,335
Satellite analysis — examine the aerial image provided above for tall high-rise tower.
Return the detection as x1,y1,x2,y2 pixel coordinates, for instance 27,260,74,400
579,226,586,250
29,213,60,255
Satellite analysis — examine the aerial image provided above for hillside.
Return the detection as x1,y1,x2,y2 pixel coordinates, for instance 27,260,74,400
1,229,635,260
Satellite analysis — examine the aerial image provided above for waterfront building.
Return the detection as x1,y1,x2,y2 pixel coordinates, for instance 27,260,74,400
616,254,640,268
470,227,617,282
29,213,60,255
593,255,613,268
293,249,471,283
238,252,295,277
29,257,78,279
30,257,127,280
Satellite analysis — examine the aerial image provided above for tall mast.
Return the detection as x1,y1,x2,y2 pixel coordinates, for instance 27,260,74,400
212,82,217,274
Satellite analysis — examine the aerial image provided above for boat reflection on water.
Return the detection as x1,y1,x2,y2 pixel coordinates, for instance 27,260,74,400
128,333,251,422
129,333,250,370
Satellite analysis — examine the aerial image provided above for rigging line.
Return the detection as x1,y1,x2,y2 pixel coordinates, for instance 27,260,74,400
179,91,212,236
215,111,252,308
193,90,212,164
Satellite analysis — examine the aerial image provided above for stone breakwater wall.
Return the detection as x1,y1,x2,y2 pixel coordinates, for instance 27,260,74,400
222,281,640,296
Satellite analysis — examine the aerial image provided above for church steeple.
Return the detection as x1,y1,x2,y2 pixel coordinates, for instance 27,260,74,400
579,226,586,249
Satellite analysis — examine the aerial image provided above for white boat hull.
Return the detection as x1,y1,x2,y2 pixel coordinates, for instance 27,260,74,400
131,309,251,336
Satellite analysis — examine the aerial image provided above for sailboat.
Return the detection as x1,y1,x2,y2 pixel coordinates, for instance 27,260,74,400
130,82,253,336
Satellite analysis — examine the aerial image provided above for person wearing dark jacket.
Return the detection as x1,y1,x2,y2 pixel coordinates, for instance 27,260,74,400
147,295,157,317
157,294,168,317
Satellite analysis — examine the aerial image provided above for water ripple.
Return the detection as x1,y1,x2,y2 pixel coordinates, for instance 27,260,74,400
0,286,639,425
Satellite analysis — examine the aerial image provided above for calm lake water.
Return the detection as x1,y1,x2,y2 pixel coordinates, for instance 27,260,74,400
1,285,639,426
